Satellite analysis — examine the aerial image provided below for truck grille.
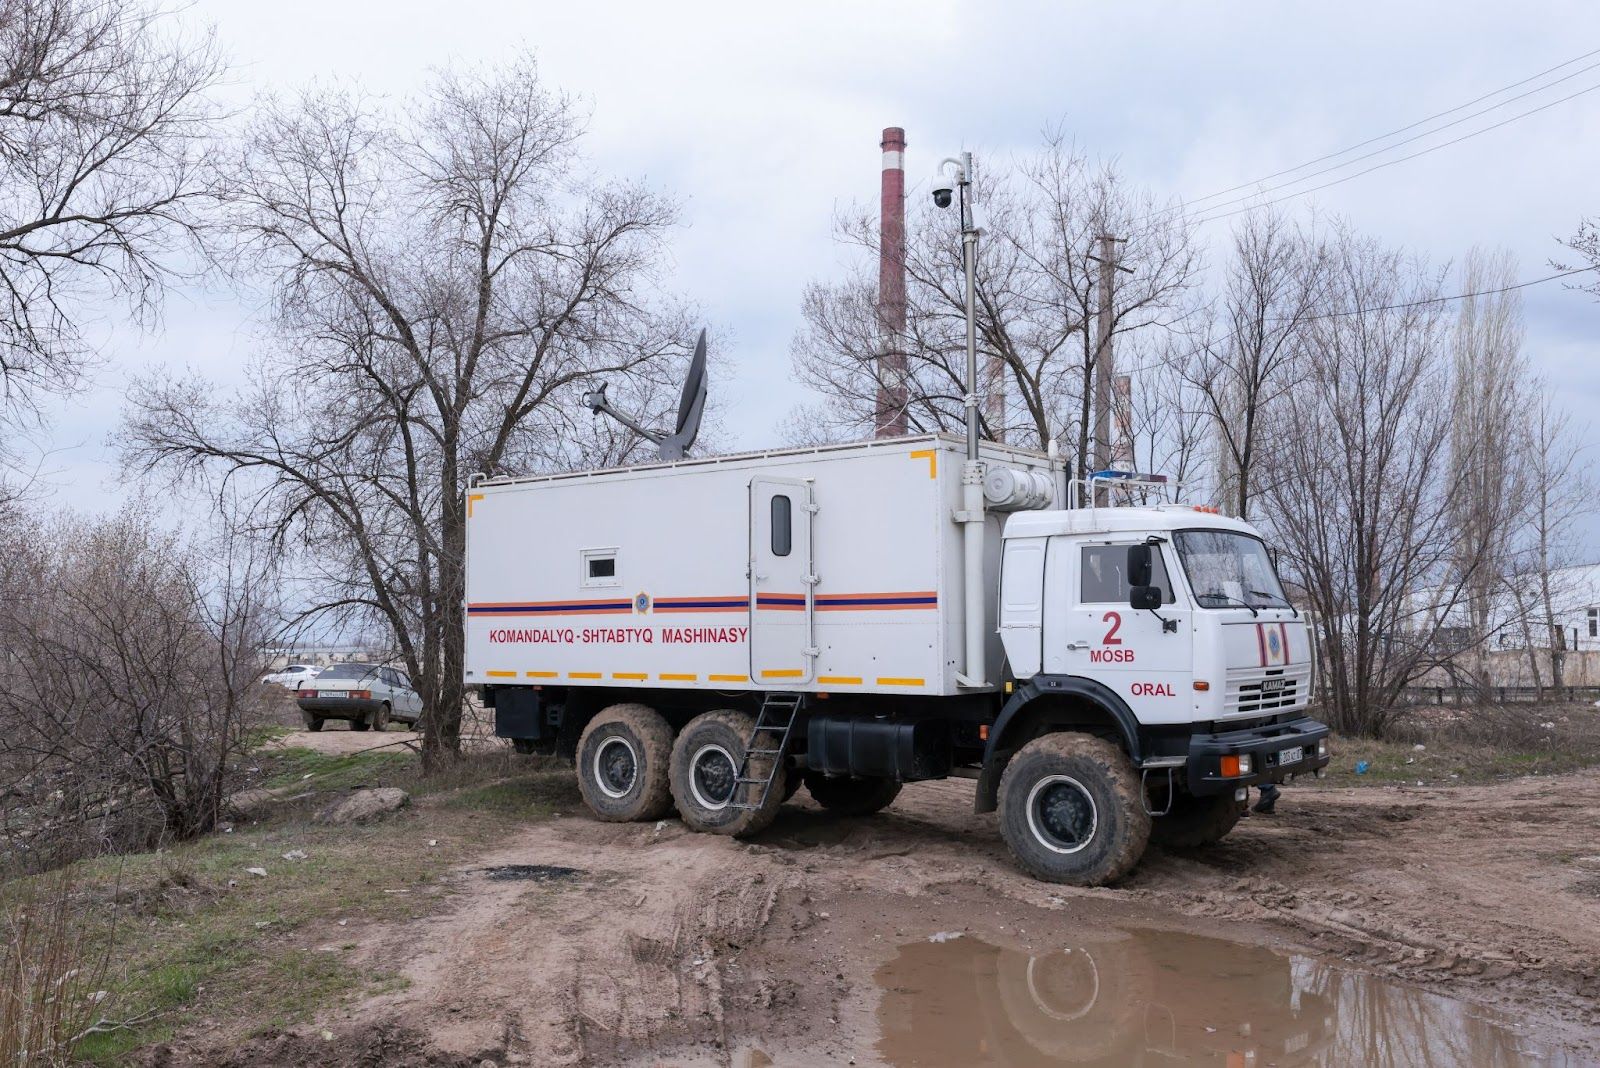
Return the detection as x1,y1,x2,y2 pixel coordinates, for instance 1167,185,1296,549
1225,666,1311,716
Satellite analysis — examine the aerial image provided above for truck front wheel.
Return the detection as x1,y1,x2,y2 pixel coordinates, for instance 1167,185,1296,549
575,703,675,822
803,772,902,816
669,710,787,837
997,733,1151,886
1150,791,1245,849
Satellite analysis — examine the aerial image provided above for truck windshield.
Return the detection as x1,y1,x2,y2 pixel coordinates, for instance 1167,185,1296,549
1173,530,1289,609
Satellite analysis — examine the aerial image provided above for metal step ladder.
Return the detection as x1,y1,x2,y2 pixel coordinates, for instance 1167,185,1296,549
730,691,803,811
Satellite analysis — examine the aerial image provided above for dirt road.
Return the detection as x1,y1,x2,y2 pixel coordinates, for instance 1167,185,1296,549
218,765,1600,1066
265,725,424,756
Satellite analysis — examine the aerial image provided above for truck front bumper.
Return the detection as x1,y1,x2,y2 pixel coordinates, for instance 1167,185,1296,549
1185,715,1331,795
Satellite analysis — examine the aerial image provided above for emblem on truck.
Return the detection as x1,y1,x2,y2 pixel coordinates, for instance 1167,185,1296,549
634,592,652,614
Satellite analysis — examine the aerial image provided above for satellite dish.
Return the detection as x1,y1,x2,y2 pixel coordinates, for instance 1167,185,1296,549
659,329,707,460
582,328,708,462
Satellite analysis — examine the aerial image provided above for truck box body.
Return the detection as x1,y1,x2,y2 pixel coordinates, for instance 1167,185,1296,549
464,434,1057,697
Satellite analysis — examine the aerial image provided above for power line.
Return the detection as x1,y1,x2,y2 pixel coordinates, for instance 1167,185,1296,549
1289,265,1597,322
1182,58,1600,222
1116,265,1599,377
1191,79,1600,226
1182,45,1600,210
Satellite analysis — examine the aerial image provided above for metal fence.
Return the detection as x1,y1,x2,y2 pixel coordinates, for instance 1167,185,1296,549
1402,685,1600,705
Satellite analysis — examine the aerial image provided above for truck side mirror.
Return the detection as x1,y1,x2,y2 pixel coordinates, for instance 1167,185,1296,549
1130,586,1162,610
1126,544,1152,588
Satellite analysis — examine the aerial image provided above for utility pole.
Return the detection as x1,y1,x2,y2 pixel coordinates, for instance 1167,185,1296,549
933,151,985,687
1091,234,1130,505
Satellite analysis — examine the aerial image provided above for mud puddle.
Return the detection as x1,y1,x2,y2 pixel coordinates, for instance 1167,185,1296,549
870,927,1578,1067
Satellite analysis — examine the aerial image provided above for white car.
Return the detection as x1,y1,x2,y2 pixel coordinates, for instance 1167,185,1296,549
295,662,423,732
263,663,322,689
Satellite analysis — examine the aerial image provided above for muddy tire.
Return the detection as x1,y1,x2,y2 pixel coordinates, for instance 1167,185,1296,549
803,772,902,816
669,710,786,837
302,714,323,732
575,703,675,823
1150,791,1245,849
997,733,1150,886
370,702,390,733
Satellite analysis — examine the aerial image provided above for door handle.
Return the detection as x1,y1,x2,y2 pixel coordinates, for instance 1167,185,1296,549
1066,641,1090,651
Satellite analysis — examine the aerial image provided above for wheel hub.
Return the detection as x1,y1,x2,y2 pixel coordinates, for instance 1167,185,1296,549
593,736,639,799
689,743,738,810
1026,775,1097,854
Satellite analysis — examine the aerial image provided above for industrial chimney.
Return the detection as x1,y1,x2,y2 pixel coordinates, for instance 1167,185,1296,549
875,127,909,437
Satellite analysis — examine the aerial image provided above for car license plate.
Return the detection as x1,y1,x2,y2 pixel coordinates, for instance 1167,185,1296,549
1279,745,1304,766
319,690,344,698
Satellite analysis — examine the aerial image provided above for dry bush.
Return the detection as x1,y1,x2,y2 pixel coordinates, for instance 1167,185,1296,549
0,505,280,872
0,872,112,1066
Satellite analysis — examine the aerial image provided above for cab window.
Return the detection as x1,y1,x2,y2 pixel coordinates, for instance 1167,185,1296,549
1079,544,1173,604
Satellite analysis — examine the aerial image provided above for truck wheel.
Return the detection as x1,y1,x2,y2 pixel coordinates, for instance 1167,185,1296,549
1150,792,1245,849
669,710,787,837
998,733,1151,886
803,772,902,816
575,703,674,822
302,714,323,732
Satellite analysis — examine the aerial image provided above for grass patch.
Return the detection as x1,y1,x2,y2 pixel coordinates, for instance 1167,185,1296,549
253,746,417,793
1314,701,1600,787
11,760,558,1064
62,821,451,1061
444,770,581,817
245,723,295,747
1,742,579,1062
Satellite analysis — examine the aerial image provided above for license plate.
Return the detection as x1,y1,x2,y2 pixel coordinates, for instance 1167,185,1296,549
1279,745,1304,766
319,690,345,698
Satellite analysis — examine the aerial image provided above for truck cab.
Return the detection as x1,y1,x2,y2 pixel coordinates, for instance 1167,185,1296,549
975,501,1330,878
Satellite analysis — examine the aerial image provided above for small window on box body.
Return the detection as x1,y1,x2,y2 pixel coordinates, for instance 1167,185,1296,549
581,548,619,588
770,495,792,557
1589,607,1597,638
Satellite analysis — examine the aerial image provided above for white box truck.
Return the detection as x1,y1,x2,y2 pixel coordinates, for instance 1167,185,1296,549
465,432,1330,885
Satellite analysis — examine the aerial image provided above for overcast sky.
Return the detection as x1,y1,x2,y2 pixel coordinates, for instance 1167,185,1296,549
32,1,1600,556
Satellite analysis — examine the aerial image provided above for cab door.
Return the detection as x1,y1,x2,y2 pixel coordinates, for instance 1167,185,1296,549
1044,537,1193,724
748,477,815,685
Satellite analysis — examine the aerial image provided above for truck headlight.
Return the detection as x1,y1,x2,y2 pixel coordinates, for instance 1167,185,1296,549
1317,739,1328,757
1220,754,1252,777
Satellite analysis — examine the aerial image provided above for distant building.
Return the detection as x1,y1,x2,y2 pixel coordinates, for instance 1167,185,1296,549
265,643,390,669
1510,563,1600,653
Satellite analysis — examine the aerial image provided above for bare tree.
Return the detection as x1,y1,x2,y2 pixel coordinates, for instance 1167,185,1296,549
0,0,219,433
0,504,278,868
1183,210,1324,520
1260,229,1464,737
788,134,1201,472
120,60,693,765
1445,247,1530,698
1505,391,1595,697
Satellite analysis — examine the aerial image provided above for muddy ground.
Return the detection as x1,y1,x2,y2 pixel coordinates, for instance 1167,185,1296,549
138,733,1600,1067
